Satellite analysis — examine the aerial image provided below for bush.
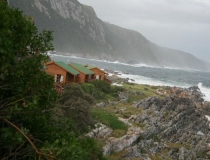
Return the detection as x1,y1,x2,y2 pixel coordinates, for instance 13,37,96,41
81,81,125,100
57,84,94,133
91,80,111,94
50,84,106,159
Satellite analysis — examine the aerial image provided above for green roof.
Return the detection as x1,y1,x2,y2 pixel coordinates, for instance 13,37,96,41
56,61,79,75
85,66,95,69
70,63,94,75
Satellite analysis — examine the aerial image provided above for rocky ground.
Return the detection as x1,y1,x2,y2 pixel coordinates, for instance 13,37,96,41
87,75,210,160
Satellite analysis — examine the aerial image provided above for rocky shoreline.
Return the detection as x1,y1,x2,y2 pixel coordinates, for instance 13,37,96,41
88,74,210,159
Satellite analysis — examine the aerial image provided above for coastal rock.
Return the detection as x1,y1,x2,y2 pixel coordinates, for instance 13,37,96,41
125,95,210,159
118,92,129,101
108,100,118,106
118,117,133,127
86,123,113,139
103,127,142,155
106,75,128,83
96,102,106,108
129,90,144,95
132,97,160,109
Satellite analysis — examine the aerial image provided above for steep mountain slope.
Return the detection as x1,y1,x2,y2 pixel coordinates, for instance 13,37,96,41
9,0,210,71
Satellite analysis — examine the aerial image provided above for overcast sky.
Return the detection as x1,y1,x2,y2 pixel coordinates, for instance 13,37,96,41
78,0,210,63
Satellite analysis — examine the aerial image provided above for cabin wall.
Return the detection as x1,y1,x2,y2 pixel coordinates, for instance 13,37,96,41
77,73,86,83
45,63,67,83
66,73,76,83
91,68,105,80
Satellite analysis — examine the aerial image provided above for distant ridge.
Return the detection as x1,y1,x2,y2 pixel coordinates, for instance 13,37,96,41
9,0,210,71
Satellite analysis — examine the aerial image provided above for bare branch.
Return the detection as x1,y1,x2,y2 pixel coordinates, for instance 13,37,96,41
0,117,58,160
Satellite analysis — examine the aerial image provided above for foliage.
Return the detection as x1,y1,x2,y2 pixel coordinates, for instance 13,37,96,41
0,2,58,159
81,80,124,100
0,1,55,114
81,82,105,99
57,84,94,133
0,3,105,160
91,80,111,94
50,83,105,159
40,118,105,160
91,108,127,131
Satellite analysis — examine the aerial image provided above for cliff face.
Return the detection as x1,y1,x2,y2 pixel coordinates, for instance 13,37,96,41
9,0,210,71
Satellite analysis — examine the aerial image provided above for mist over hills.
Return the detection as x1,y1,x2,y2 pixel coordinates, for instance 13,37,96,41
9,0,210,71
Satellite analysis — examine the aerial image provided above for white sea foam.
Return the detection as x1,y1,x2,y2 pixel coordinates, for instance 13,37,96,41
118,73,210,102
198,83,210,101
118,73,189,88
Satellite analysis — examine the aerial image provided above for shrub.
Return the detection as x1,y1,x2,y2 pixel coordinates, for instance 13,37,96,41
57,84,94,133
91,80,111,94
81,83,105,99
81,81,125,100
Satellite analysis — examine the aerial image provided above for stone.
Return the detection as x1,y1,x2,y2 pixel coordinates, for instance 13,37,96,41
86,123,113,139
118,92,129,101
102,127,142,155
108,100,118,106
197,131,204,136
96,102,106,107
118,117,133,127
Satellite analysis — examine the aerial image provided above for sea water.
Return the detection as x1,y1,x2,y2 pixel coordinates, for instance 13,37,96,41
48,53,210,101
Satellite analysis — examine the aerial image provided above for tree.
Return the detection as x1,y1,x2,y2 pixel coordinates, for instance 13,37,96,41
0,2,58,159
0,2,106,159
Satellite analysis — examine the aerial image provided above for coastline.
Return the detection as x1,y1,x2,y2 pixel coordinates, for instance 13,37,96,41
105,69,210,102
105,70,210,102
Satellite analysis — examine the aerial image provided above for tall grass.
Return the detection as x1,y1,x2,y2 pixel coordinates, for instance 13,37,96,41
91,108,127,131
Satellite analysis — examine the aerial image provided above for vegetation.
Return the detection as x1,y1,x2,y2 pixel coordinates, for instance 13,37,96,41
56,84,94,133
91,108,127,131
0,2,105,160
81,80,124,100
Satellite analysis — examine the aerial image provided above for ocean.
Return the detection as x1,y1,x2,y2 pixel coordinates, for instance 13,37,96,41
48,53,210,101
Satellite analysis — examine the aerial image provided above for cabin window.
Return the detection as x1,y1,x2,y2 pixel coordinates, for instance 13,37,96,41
54,74,63,82
60,75,64,82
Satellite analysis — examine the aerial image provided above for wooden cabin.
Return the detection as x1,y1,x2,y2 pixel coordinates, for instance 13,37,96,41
45,61,79,84
85,66,106,80
69,63,94,83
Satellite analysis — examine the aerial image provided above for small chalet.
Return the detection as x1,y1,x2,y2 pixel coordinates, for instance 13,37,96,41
85,65,106,80
69,63,94,82
45,61,79,84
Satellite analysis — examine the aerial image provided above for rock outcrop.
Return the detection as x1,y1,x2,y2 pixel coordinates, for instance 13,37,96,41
103,127,143,155
101,86,210,159
86,123,113,139
124,95,210,159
